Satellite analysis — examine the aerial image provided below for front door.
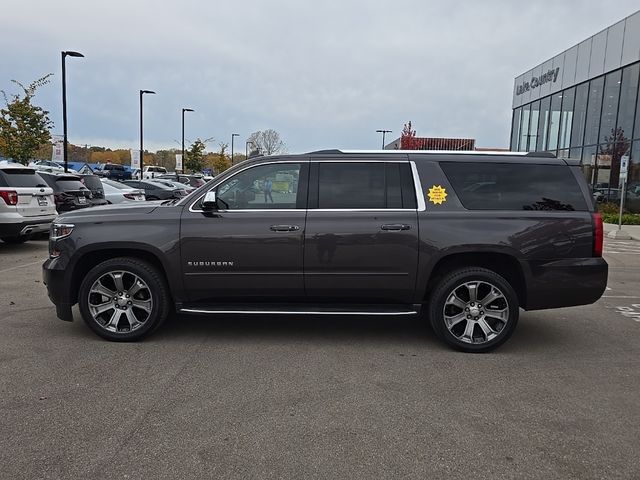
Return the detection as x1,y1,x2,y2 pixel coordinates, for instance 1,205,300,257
180,161,308,303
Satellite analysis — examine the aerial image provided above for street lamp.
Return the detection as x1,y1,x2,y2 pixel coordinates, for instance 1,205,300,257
61,50,84,173
182,108,194,175
140,90,155,182
231,133,239,165
376,129,392,150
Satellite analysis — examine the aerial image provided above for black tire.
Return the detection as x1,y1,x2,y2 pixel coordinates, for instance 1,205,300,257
78,257,171,341
1,235,29,244
428,268,519,353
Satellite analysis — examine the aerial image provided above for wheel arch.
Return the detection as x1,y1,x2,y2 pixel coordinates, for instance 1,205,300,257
423,251,527,307
70,246,175,306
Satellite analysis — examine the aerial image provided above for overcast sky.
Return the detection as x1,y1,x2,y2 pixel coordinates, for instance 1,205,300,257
2,1,639,154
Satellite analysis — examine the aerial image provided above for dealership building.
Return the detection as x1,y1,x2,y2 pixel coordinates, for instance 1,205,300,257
510,10,640,211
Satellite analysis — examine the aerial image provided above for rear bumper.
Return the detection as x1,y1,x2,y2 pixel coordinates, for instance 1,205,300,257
523,257,608,310
0,218,54,238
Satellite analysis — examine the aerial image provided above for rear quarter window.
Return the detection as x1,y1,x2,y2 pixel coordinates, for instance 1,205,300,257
440,162,588,211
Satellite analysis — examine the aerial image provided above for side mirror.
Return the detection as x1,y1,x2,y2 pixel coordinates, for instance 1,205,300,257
201,190,218,210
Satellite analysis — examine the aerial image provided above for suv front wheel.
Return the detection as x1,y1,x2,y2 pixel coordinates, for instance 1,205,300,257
78,257,170,341
428,268,519,353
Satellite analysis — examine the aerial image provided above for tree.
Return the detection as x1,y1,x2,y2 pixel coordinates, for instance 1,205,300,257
247,129,286,156
400,121,420,150
0,74,54,164
184,138,207,173
599,127,631,188
210,142,231,174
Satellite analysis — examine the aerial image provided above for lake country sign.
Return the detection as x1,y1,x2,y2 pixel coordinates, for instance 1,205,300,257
516,67,560,96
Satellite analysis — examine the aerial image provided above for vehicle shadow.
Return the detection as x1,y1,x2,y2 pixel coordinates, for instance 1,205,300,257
157,313,443,349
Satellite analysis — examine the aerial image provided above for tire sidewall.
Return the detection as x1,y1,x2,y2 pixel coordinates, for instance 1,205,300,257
429,268,519,353
78,258,169,341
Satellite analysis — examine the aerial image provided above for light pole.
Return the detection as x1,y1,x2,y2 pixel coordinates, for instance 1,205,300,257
231,133,239,165
61,50,84,173
376,129,392,150
139,90,155,182
181,108,194,175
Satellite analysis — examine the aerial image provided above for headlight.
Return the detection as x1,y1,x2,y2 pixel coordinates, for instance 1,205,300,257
50,223,75,240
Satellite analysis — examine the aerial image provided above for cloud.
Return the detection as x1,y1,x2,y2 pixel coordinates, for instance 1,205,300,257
2,0,638,153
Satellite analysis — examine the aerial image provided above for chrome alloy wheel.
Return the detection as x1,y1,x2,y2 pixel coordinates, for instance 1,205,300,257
87,271,153,333
443,281,509,345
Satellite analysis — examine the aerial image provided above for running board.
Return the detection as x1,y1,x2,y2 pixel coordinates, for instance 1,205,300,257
178,303,421,316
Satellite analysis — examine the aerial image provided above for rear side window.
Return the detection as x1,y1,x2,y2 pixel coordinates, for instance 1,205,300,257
316,162,416,209
440,162,587,211
0,169,48,188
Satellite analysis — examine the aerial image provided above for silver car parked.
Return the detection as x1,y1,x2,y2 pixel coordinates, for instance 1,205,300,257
0,164,56,244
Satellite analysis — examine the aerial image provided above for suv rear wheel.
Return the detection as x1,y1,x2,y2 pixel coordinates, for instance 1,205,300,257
78,257,170,341
428,268,519,353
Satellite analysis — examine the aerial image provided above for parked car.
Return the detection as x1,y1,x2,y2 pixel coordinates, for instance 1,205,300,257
79,174,108,207
142,165,168,179
38,172,92,213
43,150,608,352
122,179,186,200
0,164,56,244
100,179,146,204
157,174,207,189
93,163,132,181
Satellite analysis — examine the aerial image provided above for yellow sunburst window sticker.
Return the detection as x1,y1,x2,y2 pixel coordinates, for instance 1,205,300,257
427,185,448,205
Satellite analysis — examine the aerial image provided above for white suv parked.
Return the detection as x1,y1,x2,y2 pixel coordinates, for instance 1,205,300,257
0,164,57,244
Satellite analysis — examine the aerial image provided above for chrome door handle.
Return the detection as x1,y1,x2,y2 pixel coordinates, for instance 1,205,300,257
381,224,411,231
270,224,300,232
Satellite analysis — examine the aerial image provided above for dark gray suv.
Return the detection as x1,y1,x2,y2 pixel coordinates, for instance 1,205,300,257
43,150,607,352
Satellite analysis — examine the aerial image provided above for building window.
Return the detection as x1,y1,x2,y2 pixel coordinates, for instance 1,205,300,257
548,93,563,151
536,96,551,151
599,70,622,144
571,83,589,148
617,64,639,142
519,104,531,152
558,87,576,149
510,108,522,151
584,77,604,145
529,101,541,151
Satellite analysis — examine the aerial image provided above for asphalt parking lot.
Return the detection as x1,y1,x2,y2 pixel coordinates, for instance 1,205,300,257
1,239,639,480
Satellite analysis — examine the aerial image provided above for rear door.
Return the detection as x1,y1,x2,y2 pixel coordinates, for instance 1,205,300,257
304,156,419,303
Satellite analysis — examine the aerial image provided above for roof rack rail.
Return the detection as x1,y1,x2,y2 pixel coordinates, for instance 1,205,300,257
525,151,556,158
307,149,343,155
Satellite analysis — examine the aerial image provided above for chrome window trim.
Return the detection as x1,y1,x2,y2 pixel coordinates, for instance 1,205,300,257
308,209,416,212
339,149,530,155
188,161,304,213
410,161,426,212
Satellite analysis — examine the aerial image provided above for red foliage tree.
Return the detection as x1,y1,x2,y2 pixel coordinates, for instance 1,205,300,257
400,121,420,150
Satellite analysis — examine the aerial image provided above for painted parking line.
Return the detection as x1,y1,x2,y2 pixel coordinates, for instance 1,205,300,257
0,259,44,274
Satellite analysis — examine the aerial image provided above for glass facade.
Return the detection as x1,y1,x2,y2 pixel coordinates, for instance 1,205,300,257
510,61,640,212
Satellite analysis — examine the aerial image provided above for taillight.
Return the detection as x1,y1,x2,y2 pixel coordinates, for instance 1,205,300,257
0,190,18,205
593,212,603,257
123,193,135,200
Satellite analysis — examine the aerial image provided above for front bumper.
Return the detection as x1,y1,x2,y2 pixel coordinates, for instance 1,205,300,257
524,257,608,310
42,257,74,321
